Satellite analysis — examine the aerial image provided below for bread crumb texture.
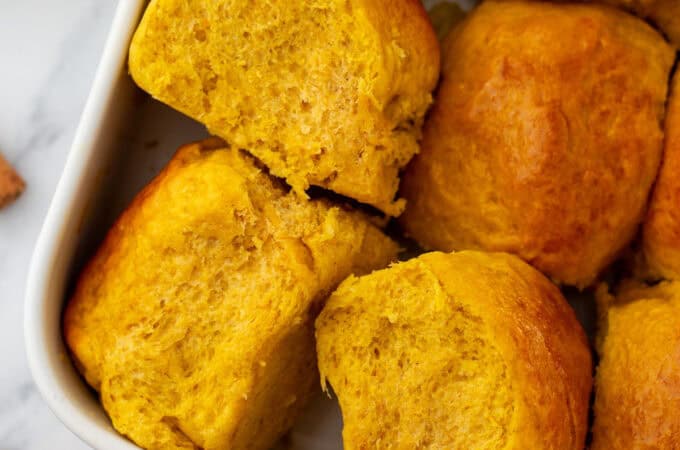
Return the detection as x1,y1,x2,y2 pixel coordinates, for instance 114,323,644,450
316,250,591,449
643,71,680,280
0,153,25,208
399,0,675,288
63,138,398,450
128,0,440,215
593,280,680,449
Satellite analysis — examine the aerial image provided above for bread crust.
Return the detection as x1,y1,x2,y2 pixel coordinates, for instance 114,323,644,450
593,280,680,449
316,251,592,449
643,72,680,279
501,0,680,47
400,0,675,287
596,0,680,46
64,138,397,450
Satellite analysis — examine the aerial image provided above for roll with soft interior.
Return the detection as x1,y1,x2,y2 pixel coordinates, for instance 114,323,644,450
316,250,592,449
128,0,440,215
63,138,398,450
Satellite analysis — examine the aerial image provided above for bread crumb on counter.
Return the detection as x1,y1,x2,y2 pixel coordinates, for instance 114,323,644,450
0,153,25,209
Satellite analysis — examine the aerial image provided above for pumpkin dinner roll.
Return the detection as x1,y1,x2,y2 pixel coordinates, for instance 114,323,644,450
316,251,592,449
642,71,680,280
400,0,675,288
593,280,680,449
128,0,440,215
63,138,398,450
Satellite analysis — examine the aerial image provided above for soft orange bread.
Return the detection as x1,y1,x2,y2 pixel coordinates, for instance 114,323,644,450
590,0,680,46
63,138,398,450
643,71,680,280
399,0,674,288
593,280,680,449
316,250,592,449
128,0,440,215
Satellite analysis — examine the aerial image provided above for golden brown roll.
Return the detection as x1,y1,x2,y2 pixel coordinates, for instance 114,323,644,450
593,280,680,449
63,138,398,450
400,0,675,288
643,71,680,280
128,0,440,215
316,250,592,449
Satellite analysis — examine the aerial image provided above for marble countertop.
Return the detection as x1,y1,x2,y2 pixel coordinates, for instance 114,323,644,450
0,1,117,448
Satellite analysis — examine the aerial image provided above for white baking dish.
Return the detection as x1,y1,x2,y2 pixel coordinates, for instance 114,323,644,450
24,1,149,448
24,0,591,448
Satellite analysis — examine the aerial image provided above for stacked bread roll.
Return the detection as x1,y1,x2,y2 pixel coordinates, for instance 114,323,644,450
401,0,674,288
63,0,680,449
128,0,440,215
64,139,400,449
317,251,591,449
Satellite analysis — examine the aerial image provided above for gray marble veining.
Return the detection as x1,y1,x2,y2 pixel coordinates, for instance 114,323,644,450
0,1,117,448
